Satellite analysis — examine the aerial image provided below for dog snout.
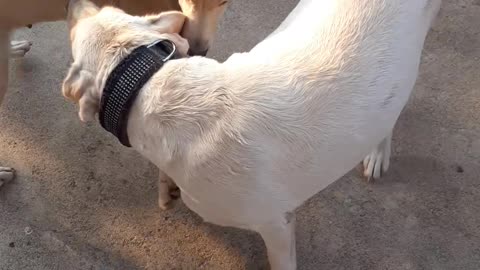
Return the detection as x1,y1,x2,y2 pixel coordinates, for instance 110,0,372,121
187,40,210,56
187,48,209,56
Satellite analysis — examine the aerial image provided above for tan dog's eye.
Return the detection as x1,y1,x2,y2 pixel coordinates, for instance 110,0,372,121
219,1,228,6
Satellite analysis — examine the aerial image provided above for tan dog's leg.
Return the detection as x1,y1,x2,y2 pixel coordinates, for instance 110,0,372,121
158,170,179,210
0,28,16,188
10,40,32,58
0,167,15,188
0,27,8,104
363,132,392,181
257,214,297,270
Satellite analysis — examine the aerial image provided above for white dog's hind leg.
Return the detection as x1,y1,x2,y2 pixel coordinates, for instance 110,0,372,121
363,132,392,181
157,170,179,210
0,167,15,188
10,40,32,58
256,213,297,270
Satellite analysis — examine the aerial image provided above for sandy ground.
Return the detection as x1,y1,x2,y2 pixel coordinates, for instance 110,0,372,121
1,1,480,269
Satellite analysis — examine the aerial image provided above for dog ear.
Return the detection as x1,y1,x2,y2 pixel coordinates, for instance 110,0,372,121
160,33,190,56
67,0,100,29
146,11,186,34
62,63,99,122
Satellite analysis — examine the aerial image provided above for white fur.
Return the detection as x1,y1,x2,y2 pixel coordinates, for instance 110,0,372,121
63,0,442,269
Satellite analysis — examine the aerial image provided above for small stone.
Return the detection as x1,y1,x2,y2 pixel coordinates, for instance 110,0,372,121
456,165,464,173
8,242,15,248
24,226,33,235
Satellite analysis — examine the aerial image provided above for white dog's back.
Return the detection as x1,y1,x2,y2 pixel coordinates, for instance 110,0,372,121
62,0,442,267
162,0,442,221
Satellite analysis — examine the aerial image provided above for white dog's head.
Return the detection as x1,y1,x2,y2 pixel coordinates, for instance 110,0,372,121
63,0,190,122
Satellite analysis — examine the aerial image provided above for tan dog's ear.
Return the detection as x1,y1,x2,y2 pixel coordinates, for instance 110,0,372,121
67,0,100,29
62,63,99,122
146,11,186,34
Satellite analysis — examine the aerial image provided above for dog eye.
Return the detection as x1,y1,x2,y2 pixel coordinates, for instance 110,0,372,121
219,1,228,6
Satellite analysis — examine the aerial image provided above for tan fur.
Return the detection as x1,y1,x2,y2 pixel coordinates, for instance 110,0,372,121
0,0,227,186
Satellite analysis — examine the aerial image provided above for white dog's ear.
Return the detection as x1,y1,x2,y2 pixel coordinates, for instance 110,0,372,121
160,33,190,56
62,63,99,122
146,11,186,34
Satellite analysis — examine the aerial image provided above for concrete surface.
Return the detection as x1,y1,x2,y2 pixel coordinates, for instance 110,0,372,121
1,1,480,269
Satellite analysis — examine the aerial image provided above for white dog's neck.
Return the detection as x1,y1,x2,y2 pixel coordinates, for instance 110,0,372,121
124,56,234,169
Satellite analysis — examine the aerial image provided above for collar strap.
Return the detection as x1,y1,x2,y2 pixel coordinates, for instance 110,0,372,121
99,39,176,147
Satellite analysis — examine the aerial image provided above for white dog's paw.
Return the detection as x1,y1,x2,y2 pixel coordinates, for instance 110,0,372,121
158,189,180,211
158,194,173,211
10,40,33,58
158,173,180,211
0,167,15,188
363,134,392,182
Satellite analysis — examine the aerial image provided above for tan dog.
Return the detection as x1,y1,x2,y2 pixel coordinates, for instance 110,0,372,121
0,0,227,187
63,0,441,268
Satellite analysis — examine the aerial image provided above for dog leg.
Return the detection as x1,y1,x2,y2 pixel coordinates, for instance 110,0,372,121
158,170,179,210
0,167,15,188
0,27,9,104
363,132,392,181
256,213,297,270
0,29,16,189
10,40,33,58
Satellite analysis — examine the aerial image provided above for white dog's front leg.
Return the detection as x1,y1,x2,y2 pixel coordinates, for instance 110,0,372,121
0,167,15,188
256,213,297,270
363,132,392,181
10,40,32,58
157,170,179,210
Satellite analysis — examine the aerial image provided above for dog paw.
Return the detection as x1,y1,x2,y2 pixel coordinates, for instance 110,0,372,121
158,187,180,210
158,197,172,210
363,135,391,182
0,167,15,188
10,40,33,58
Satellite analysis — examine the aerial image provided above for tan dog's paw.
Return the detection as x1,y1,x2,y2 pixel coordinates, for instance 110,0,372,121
10,40,33,58
0,167,15,188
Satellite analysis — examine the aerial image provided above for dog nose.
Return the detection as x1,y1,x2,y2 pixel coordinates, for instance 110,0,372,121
187,48,209,56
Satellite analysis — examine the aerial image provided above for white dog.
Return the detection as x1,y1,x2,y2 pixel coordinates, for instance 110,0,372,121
0,0,228,187
62,0,441,268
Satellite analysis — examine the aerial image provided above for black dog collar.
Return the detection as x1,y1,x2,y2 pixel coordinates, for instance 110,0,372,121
99,39,177,147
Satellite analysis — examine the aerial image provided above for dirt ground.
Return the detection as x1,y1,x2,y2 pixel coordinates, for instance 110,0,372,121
1,1,480,269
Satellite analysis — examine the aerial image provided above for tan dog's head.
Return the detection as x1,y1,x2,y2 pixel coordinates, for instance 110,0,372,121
179,0,228,56
63,0,190,122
